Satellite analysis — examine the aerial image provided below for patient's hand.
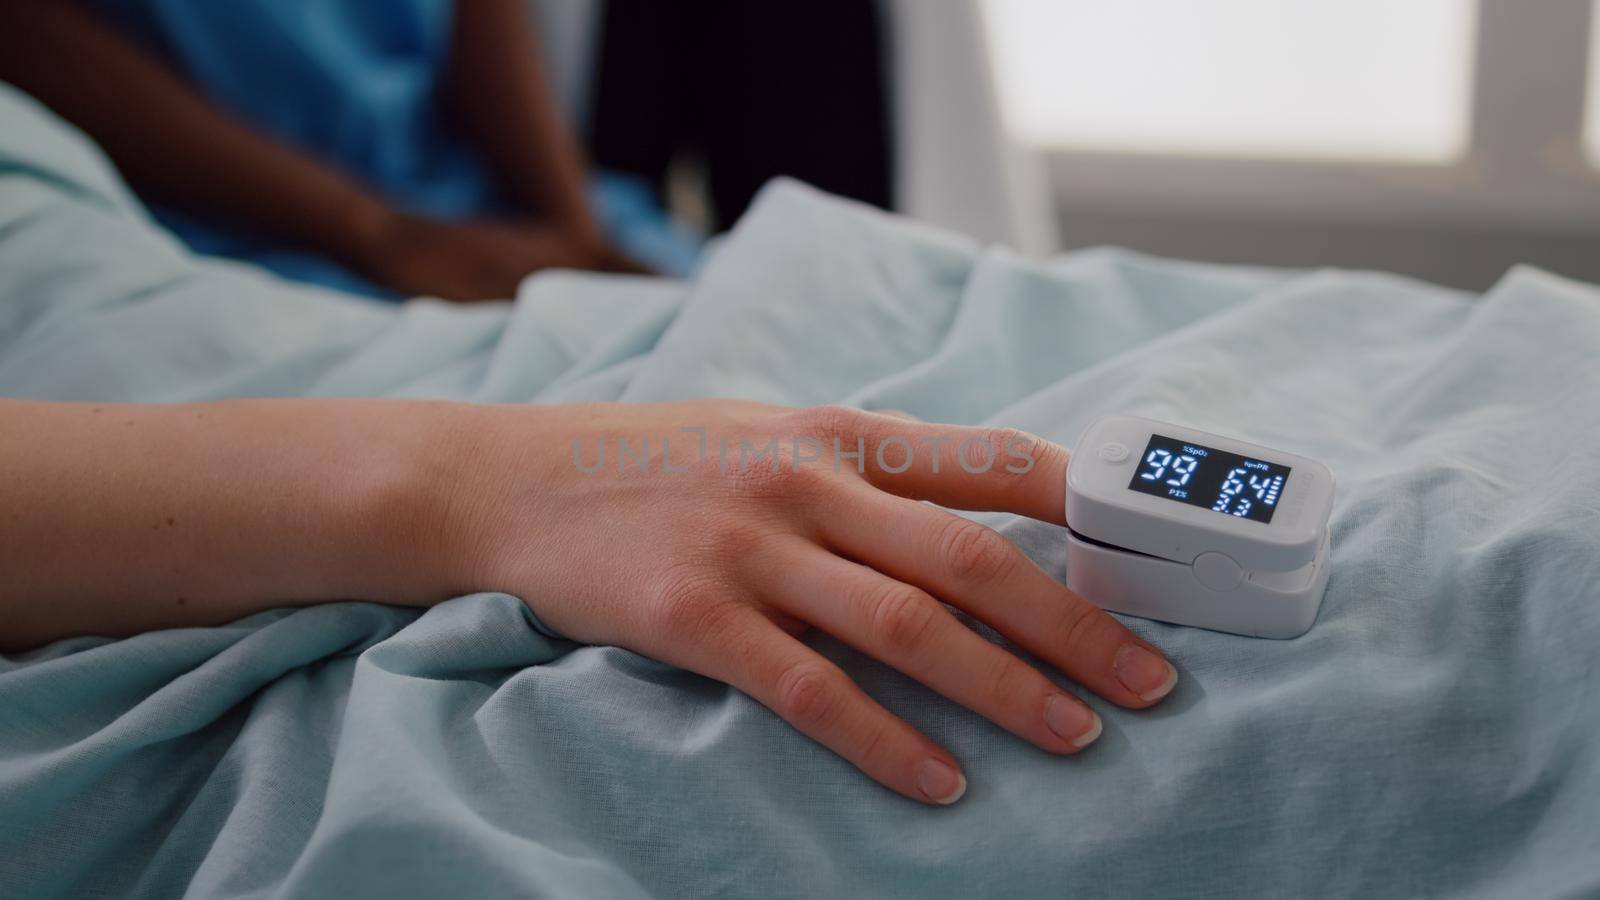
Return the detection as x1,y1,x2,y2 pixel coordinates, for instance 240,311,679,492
0,398,1176,805
445,401,1178,804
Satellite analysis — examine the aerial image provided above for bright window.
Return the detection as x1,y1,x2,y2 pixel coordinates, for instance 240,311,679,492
982,0,1479,163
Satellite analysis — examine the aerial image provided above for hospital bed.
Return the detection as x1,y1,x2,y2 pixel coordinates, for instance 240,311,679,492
1,83,1597,899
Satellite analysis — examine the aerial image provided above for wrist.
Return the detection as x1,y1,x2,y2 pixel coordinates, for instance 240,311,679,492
330,192,401,275
346,400,487,605
543,205,604,253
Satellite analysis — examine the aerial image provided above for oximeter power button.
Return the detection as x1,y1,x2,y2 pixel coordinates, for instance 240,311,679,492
1097,442,1130,463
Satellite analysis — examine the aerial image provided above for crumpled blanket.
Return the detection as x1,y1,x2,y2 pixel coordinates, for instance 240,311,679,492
1,83,1597,899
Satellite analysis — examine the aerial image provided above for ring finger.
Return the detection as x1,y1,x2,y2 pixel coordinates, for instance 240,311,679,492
756,538,1104,755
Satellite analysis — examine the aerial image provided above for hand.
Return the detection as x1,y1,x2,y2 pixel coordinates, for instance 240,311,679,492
435,401,1179,804
352,211,640,301
2,398,1178,803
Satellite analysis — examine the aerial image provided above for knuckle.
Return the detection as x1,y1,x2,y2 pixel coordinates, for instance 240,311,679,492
724,459,785,498
949,426,1039,474
990,427,1055,475
714,529,764,568
725,449,833,505
994,426,1040,455
774,662,845,731
1031,435,1070,475
966,428,1015,472
1052,597,1107,655
650,565,726,635
864,583,940,655
797,404,865,440
854,723,896,773
936,517,1015,584
983,654,1039,712
779,458,832,499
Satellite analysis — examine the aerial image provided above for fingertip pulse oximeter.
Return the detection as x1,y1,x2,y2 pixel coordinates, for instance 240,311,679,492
1065,415,1335,638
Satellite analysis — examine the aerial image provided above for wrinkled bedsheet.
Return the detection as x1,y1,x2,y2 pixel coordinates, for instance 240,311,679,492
1,84,1598,899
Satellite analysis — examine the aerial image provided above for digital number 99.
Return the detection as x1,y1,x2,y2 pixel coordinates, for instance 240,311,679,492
1140,448,1198,488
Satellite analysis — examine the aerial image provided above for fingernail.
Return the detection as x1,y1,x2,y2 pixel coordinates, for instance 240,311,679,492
916,758,967,805
1114,644,1179,702
1045,694,1102,749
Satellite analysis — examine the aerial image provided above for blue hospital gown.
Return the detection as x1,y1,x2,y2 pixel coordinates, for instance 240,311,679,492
83,0,702,297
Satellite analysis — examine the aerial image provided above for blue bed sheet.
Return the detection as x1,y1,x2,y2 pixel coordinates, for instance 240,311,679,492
1,84,1598,898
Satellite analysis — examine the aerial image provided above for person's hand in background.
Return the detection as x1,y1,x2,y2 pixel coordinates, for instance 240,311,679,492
1,399,1178,805
351,211,649,302
443,0,645,280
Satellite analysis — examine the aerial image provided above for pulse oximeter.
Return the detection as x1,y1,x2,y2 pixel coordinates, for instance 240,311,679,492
1065,415,1335,638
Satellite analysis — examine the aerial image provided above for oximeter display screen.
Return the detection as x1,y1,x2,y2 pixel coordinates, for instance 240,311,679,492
1127,434,1291,523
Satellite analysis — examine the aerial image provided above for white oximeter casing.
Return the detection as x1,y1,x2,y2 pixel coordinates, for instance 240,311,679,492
1065,415,1335,639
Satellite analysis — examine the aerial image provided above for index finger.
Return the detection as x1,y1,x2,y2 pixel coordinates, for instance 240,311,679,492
834,410,1071,524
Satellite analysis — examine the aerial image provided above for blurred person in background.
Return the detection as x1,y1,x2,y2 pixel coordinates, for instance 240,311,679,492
1,0,697,301
1,0,895,303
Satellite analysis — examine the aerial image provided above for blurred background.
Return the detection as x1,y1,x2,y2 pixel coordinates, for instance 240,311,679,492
557,0,1600,290
977,0,1600,289
11,0,1596,294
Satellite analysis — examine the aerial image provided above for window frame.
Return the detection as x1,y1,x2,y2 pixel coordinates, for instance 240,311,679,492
1000,1,1600,234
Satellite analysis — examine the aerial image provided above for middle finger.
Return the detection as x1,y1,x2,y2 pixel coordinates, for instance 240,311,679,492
822,487,1179,708
756,537,1104,755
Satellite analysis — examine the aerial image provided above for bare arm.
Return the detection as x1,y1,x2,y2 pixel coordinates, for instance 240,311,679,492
443,0,604,244
0,0,392,270
0,398,464,646
0,398,1177,804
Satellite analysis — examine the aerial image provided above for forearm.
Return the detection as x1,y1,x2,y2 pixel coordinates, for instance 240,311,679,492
0,0,391,267
0,399,469,652
444,0,599,237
